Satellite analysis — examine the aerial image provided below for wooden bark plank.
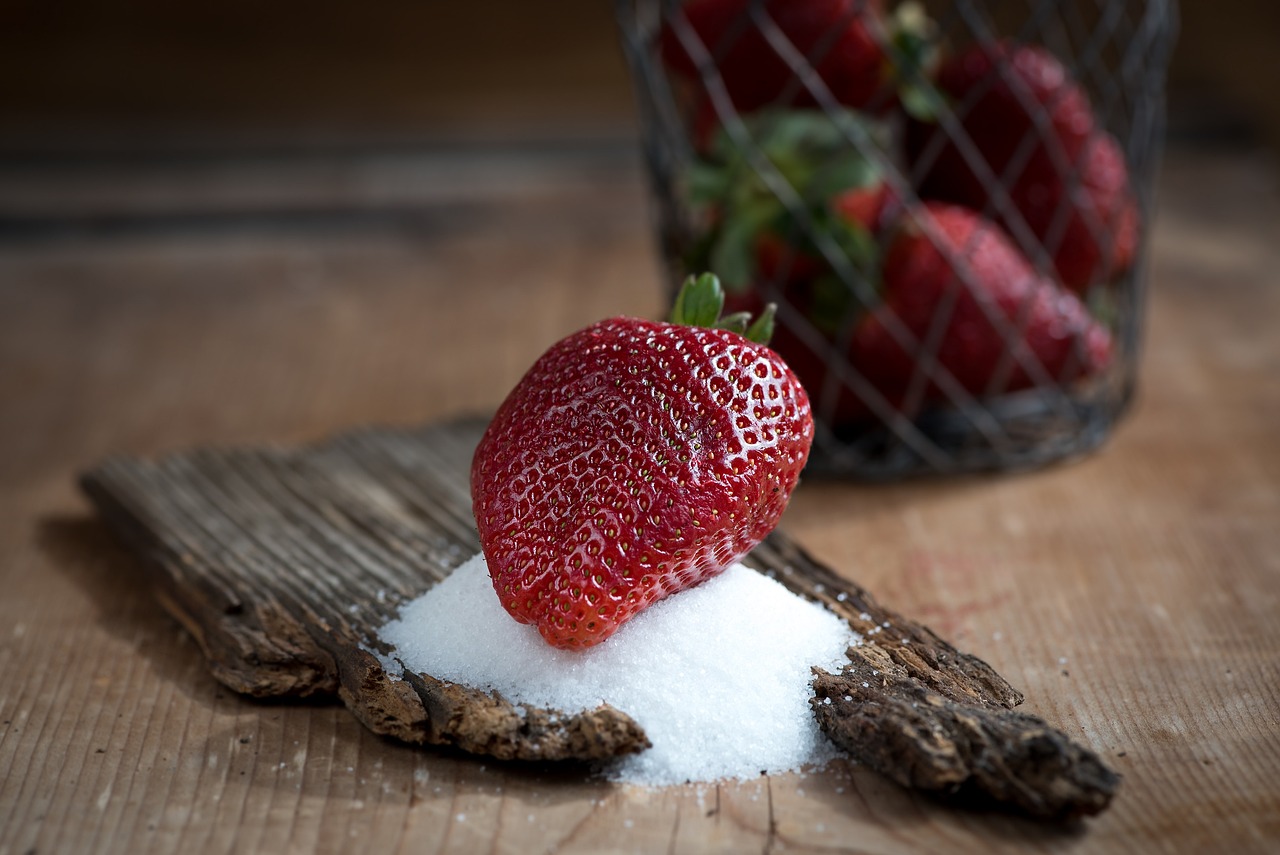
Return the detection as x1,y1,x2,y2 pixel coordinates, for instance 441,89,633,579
80,416,1117,818
811,669,1118,821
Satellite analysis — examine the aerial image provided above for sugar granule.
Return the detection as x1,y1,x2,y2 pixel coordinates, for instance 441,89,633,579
377,553,859,787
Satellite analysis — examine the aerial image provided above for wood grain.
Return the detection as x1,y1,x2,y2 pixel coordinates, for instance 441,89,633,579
2,146,1279,853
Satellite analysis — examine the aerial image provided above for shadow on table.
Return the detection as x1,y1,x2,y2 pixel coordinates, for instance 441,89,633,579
801,759,1096,846
36,514,227,696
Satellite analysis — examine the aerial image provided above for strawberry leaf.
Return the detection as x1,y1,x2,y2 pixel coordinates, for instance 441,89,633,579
670,272,726,328
669,273,776,346
899,82,945,123
805,152,880,204
684,107,893,298
744,303,777,345
827,214,879,272
688,161,734,205
714,311,752,335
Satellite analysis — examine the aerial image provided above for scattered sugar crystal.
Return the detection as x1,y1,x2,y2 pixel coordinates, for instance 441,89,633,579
378,553,859,787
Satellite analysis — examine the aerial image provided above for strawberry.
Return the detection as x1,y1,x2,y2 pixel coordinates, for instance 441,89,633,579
1009,132,1139,292
907,41,1096,204
831,181,900,236
661,0,891,115
471,274,814,650
906,41,1139,292
849,202,1112,409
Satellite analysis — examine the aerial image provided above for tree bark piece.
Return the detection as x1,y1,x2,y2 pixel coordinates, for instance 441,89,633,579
80,418,648,762
743,535,1118,819
79,416,1116,817
812,666,1119,821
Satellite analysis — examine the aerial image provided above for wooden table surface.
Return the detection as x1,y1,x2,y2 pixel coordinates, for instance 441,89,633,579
1,143,1277,853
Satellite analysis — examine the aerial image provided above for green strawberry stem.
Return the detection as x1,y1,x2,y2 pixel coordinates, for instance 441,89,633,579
669,273,776,346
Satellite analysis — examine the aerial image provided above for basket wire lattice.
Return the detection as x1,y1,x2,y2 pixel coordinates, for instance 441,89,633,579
616,0,1178,477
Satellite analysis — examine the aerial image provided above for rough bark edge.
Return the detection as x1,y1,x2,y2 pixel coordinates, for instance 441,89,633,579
80,461,649,762
812,665,1120,820
747,534,1025,710
401,671,650,761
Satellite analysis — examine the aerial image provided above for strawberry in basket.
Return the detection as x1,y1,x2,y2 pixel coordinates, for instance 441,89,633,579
661,0,938,138
906,40,1140,294
848,201,1114,411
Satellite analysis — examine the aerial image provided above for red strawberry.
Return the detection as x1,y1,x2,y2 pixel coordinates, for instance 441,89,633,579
1010,132,1139,292
831,181,899,235
906,41,1139,292
661,0,891,115
471,275,813,650
690,95,723,154
907,41,1096,204
849,203,1112,409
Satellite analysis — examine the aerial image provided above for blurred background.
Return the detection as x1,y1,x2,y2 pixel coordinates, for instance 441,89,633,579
0,0,1274,167
2,0,1277,151
1,0,1276,452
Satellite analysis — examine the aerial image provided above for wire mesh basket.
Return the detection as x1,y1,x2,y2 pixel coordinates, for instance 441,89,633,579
615,0,1178,477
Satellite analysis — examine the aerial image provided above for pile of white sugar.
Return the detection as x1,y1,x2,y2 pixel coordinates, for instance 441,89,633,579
377,553,860,786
